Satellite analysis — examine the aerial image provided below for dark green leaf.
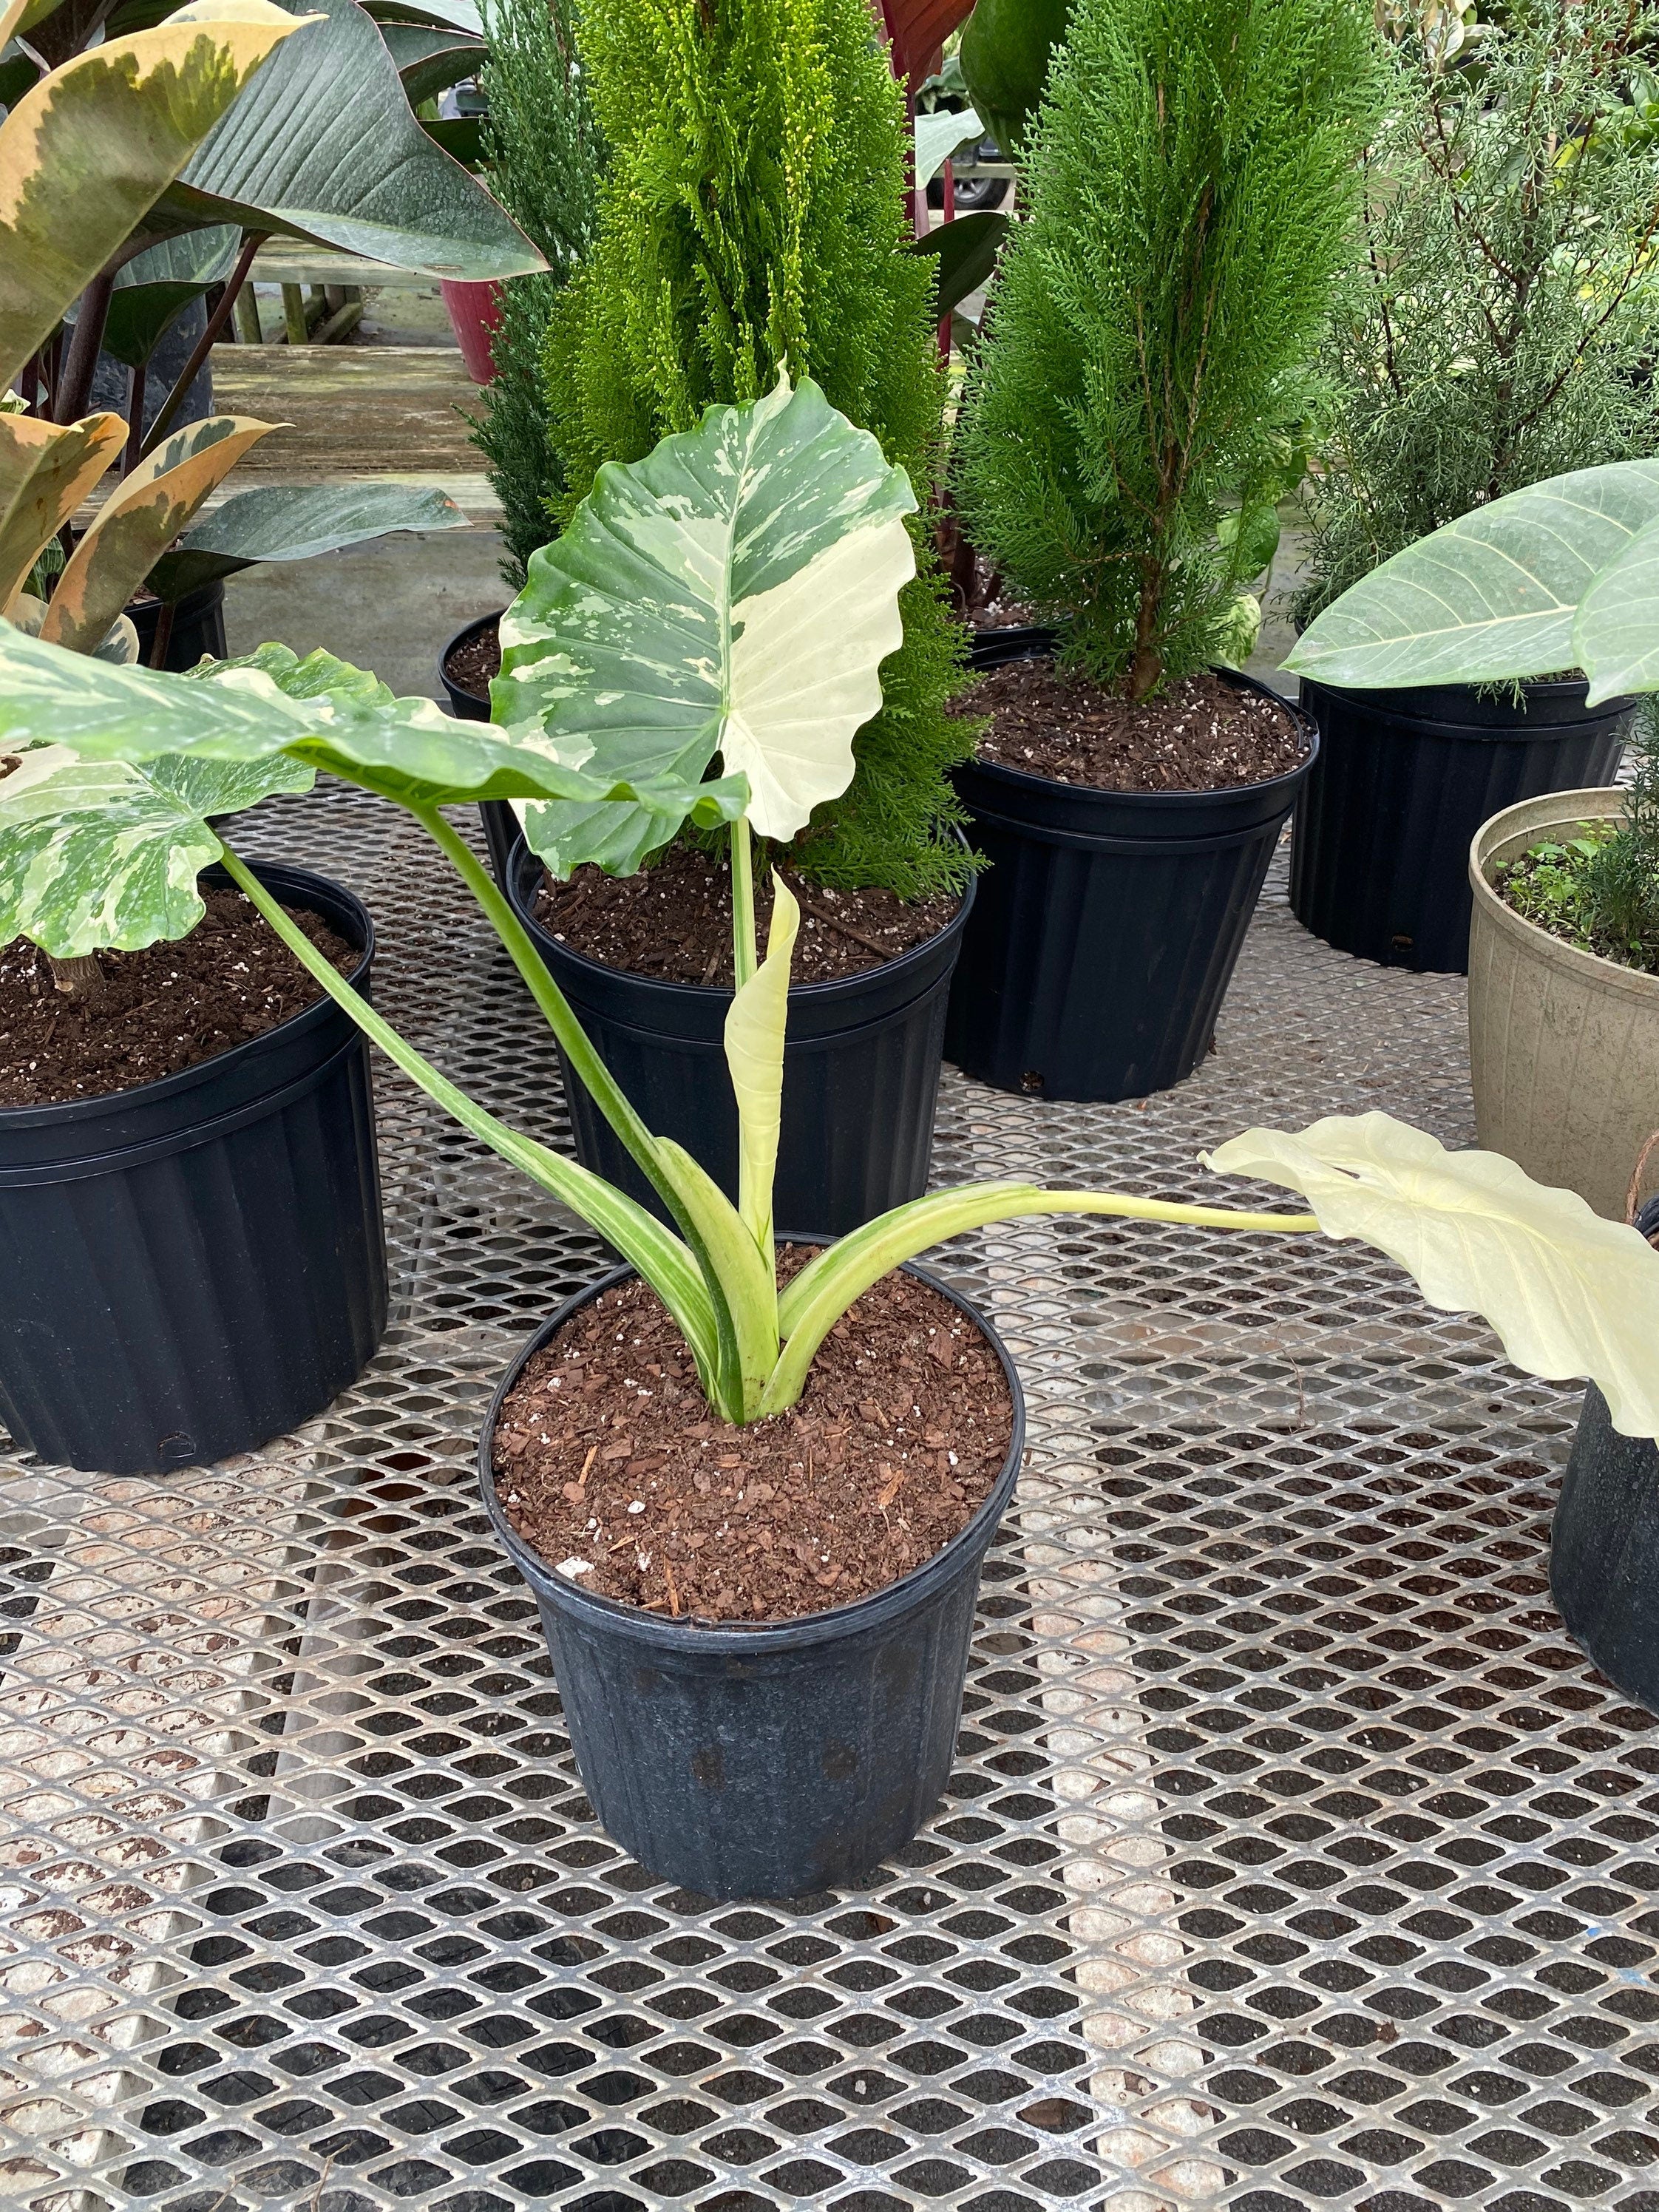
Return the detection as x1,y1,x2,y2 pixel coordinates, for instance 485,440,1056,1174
102,225,240,370
908,211,1009,319
147,482,467,600
381,21,484,104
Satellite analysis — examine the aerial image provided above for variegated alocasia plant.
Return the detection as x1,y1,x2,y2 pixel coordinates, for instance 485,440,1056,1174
1,377,1658,1437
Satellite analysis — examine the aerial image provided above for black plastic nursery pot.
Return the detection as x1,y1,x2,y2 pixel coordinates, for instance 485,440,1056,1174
478,1256,1026,1899
1548,1196,1659,1716
0,861,387,1476
1550,1382,1659,1716
1292,676,1634,975
129,579,227,673
506,834,974,1237
946,625,1316,1102
437,611,519,890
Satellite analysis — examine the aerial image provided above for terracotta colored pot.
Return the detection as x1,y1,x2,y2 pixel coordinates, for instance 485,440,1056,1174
439,278,503,383
1468,787,1659,1219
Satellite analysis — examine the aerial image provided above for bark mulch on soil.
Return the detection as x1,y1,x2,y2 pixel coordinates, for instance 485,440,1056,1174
0,890,357,1107
535,841,960,988
492,1253,1016,1624
961,657,1306,793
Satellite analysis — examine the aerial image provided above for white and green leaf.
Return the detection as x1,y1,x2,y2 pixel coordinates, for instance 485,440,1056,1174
1203,1113,1659,1440
0,742,312,957
499,371,917,876
1286,460,1659,691
915,104,983,186
1571,510,1659,705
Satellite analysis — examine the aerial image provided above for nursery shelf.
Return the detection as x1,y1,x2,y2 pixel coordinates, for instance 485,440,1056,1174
1,784,1653,2212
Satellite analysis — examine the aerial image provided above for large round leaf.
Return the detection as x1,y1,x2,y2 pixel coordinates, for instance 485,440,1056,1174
497,373,918,875
1287,459,1659,691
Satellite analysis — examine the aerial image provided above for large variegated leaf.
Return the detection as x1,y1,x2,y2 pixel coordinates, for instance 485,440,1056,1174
1202,1113,1659,1440
724,875,799,1255
1571,511,1659,705
498,373,917,875
0,410,125,611
0,3,304,387
1286,461,1659,691
0,626,756,821
144,0,540,279
147,481,466,600
40,415,277,655
103,223,240,369
0,740,312,956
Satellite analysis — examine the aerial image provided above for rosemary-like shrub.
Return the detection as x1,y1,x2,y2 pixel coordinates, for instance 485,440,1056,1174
1500,715,1659,976
954,0,1380,700
469,0,602,588
1300,0,1659,620
543,0,974,900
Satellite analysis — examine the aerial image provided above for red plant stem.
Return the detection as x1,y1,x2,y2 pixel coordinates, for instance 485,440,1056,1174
123,362,147,475
138,230,266,458
53,271,115,423
147,600,176,670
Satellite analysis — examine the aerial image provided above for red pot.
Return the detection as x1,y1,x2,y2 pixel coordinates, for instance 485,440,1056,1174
440,278,503,383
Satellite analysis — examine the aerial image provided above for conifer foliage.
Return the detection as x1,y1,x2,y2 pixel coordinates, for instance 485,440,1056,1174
543,0,974,899
470,0,602,587
955,0,1380,699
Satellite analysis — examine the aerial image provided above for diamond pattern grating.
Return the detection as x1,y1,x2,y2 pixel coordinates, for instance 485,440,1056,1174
1,782,1655,2212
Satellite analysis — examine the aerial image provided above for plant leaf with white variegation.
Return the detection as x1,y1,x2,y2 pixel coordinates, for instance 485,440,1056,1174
0,626,760,823
0,742,313,957
498,373,917,877
1202,1113,1659,1440
1286,461,1659,691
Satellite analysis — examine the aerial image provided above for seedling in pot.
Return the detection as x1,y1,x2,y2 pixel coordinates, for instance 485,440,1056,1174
3,377,1658,1466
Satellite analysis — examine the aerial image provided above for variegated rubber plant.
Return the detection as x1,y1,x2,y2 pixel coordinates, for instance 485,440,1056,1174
0,0,527,676
1,376,1658,1439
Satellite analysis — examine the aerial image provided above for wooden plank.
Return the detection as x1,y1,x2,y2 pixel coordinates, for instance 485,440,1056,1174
209,345,484,481
250,244,407,288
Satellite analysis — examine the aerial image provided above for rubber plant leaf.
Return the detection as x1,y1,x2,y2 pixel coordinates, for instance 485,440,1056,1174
147,481,467,600
378,18,483,103
360,0,481,32
908,208,1008,319
102,223,240,370
40,415,279,656
959,0,1072,157
1202,1113,1659,1442
0,628,757,818
878,1,976,88
725,874,799,1256
1571,510,1659,703
146,0,543,280
0,739,312,957
1285,460,1659,691
0,1,305,387
915,102,983,188
497,372,917,876
0,410,125,611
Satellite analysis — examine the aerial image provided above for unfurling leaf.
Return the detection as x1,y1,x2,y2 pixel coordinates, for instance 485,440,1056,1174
725,875,800,1255
1203,1112,1659,1439
41,416,279,656
500,373,917,874
0,742,313,957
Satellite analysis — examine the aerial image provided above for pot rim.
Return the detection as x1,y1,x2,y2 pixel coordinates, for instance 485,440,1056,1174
437,606,506,709
962,653,1319,810
506,827,977,1009
477,1246,1027,1655
1468,784,1659,1003
0,858,374,1131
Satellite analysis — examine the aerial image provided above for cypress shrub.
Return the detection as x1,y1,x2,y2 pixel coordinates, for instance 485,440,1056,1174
1300,1,1659,621
955,0,1380,700
544,0,974,899
469,0,602,588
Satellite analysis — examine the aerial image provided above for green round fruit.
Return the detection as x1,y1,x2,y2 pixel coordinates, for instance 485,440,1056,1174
960,0,1073,160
